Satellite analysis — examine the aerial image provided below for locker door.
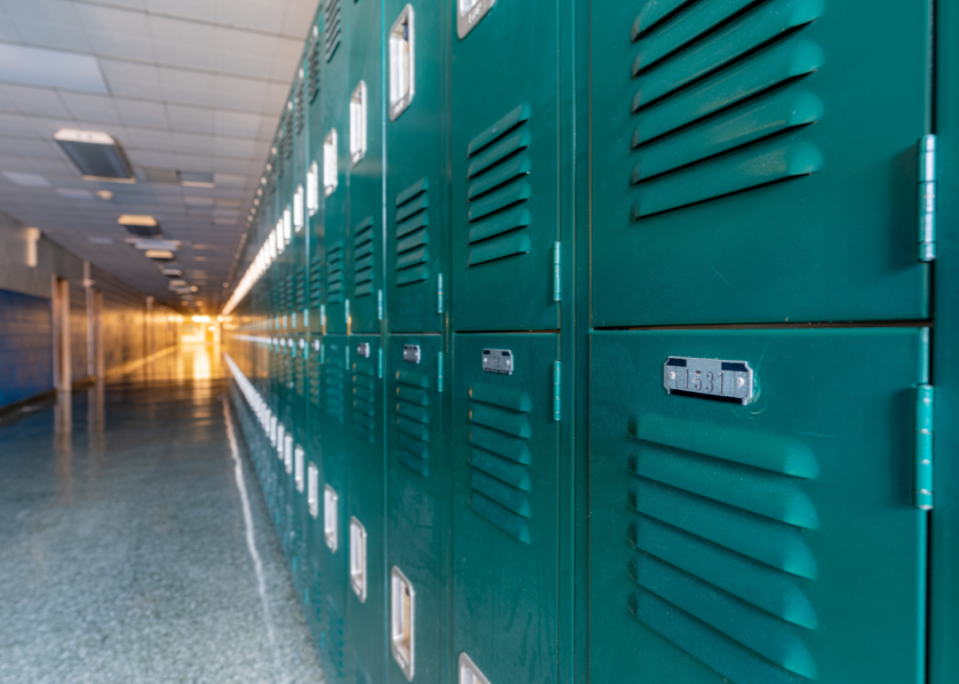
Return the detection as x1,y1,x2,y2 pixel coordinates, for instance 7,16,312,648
319,334,350,683
451,3,561,332
385,0,448,333
591,0,930,327
452,333,559,684
345,334,387,684
323,0,350,335
347,0,385,334
590,329,928,684
291,333,311,598
307,20,326,336
306,333,325,640
386,334,449,684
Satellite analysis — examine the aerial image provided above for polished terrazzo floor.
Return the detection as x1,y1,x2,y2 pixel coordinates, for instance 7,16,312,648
0,345,324,684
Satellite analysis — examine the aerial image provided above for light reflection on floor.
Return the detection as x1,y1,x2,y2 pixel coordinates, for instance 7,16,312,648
106,343,227,384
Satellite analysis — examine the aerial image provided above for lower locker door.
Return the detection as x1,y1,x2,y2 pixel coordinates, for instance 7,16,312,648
453,333,559,684
346,335,387,684
320,335,350,683
589,329,928,684
387,335,448,684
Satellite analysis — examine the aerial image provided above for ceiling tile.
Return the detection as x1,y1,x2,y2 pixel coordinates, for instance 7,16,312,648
59,92,122,124
0,84,71,117
165,103,214,134
114,99,169,128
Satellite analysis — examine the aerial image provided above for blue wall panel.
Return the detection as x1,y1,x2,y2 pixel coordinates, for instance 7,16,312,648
0,288,52,408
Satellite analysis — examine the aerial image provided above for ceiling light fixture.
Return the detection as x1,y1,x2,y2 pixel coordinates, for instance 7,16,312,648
178,171,215,188
97,190,114,200
54,129,135,183
161,267,183,277
118,214,161,237
144,250,175,261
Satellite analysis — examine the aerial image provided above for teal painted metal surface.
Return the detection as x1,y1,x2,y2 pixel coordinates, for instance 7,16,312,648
323,0,350,336
347,0,385,334
345,333,387,684
452,333,560,684
384,0,448,333
386,334,449,684
590,329,928,684
590,0,931,326
450,1,562,331
931,0,959,679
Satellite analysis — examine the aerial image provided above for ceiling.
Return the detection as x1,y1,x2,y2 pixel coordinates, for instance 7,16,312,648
0,0,317,311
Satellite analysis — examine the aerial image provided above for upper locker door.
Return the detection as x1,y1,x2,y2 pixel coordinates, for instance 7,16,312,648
453,333,559,684
323,0,350,335
385,0,447,333
348,0,384,334
592,0,931,326
590,329,928,684
451,1,561,332
307,22,326,335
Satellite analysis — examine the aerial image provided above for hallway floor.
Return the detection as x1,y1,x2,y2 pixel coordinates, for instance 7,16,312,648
0,345,324,684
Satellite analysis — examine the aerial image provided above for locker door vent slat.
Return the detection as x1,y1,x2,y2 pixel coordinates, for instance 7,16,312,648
308,38,321,103
295,352,305,397
352,218,375,298
629,0,823,220
352,360,377,442
284,111,294,158
395,369,431,476
326,597,345,677
327,242,344,304
394,178,431,287
309,255,323,309
309,356,321,407
324,0,342,62
625,420,820,683
325,358,345,423
296,268,306,310
465,104,533,267
295,79,305,135
467,383,533,543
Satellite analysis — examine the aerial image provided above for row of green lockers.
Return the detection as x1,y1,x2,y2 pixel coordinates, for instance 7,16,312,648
221,0,959,682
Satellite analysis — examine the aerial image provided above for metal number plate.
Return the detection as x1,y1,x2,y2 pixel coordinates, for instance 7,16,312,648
663,357,753,404
457,0,494,38
403,345,421,364
357,342,371,358
482,348,513,375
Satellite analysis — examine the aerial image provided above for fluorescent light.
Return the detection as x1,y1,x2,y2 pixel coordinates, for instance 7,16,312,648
130,239,180,251
118,214,161,237
54,129,135,183
0,43,108,93
56,188,95,200
144,250,175,261
3,171,50,187
178,171,215,188
162,268,184,277
96,190,114,200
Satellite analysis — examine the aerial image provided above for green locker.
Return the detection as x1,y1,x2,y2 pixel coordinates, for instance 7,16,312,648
590,0,931,327
386,334,449,684
291,62,310,337
931,1,959,680
589,329,928,684
322,0,350,335
451,1,562,332
347,0,385,334
290,333,311,597
345,334,387,684
385,0,448,333
452,333,560,684
306,333,325,641
317,334,350,683
307,19,326,336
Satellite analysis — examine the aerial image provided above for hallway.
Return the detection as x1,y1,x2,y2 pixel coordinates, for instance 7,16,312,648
0,345,323,684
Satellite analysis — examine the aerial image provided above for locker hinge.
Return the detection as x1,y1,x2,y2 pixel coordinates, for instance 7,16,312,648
304,308,309,327
377,289,384,321
320,304,326,328
437,351,444,393
918,134,937,262
552,242,561,302
378,347,384,378
437,273,444,314
345,298,350,324
914,384,934,510
552,360,561,421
